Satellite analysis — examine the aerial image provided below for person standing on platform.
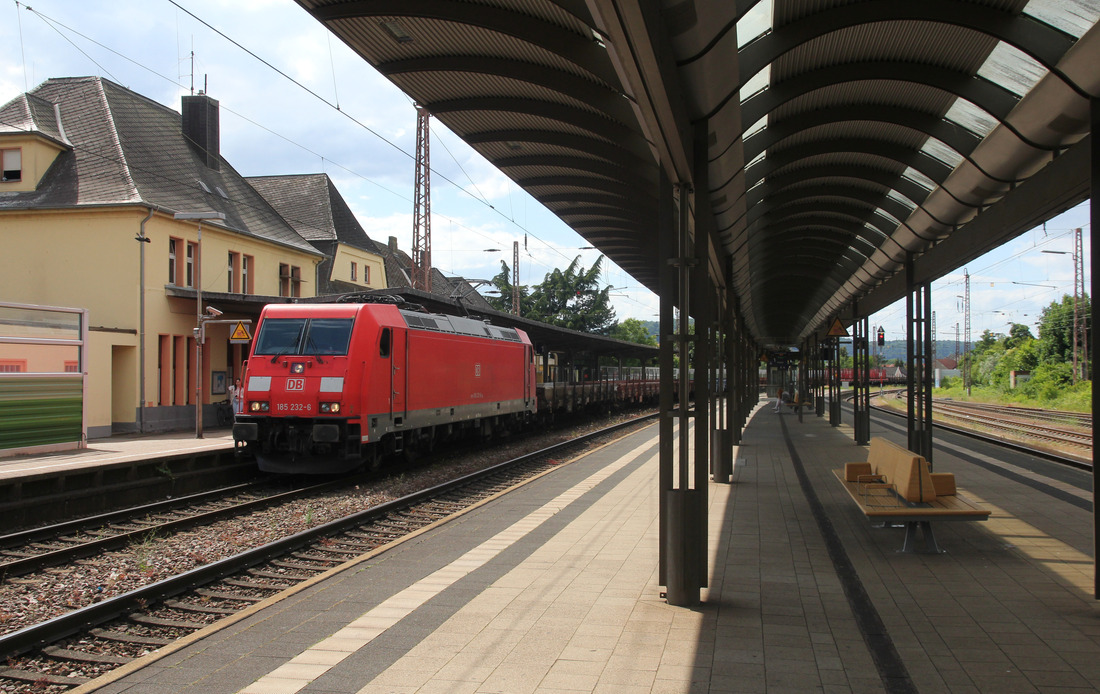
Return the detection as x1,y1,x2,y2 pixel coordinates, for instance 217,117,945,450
231,378,243,414
774,387,783,411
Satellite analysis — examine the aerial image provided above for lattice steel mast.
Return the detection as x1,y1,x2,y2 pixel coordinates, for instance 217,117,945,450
411,104,432,292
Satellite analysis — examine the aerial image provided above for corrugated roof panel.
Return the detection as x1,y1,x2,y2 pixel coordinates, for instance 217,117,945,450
772,82,956,121
389,71,606,117
434,110,616,143
771,22,997,79
770,121,929,151
328,15,612,85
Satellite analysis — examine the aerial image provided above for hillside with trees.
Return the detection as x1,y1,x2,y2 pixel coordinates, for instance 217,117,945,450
937,293,1091,411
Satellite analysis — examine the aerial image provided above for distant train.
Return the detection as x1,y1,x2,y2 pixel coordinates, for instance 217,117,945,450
804,366,907,384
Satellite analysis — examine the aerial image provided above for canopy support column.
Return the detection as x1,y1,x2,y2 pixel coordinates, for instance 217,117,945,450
906,255,934,463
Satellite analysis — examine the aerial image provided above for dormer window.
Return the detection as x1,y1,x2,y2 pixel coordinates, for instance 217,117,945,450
1,148,21,182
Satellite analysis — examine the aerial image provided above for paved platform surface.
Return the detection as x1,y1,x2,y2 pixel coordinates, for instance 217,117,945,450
0,430,234,481
78,401,1099,693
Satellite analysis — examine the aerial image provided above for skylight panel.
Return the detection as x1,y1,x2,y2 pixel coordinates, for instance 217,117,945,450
740,65,771,104
902,166,936,191
977,41,1048,98
1023,0,1099,39
873,208,902,228
737,0,773,49
744,115,768,141
920,137,964,169
746,150,767,169
886,189,917,211
944,99,997,138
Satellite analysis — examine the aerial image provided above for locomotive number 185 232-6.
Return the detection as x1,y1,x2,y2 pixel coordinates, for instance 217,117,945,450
275,403,312,412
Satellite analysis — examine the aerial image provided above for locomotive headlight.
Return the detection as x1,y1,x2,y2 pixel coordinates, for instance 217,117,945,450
319,402,341,414
290,362,306,374
250,401,270,412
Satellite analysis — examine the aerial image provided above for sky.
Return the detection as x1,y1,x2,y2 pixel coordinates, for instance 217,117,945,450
0,0,1091,338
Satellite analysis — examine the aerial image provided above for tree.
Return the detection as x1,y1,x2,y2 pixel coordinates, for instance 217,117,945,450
1037,293,1090,369
609,318,657,346
485,260,527,314
525,256,616,334
1005,323,1033,350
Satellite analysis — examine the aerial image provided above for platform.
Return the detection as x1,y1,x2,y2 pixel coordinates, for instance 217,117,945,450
75,400,1099,693
0,430,234,482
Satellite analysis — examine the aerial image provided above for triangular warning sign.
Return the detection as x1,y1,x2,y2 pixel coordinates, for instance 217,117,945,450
826,318,849,337
230,321,252,341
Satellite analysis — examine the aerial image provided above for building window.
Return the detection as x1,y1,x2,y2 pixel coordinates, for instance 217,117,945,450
64,361,80,373
365,265,370,285
168,238,178,285
242,255,253,294
0,359,26,373
185,242,197,287
351,262,357,282
1,148,20,182
279,264,302,297
228,251,239,293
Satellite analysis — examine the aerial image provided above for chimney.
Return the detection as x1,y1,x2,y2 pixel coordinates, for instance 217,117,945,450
388,236,399,252
182,93,220,170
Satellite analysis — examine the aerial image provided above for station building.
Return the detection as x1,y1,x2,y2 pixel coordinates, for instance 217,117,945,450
0,77,395,441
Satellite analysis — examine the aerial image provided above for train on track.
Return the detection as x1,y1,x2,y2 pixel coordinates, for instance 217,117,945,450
232,300,659,473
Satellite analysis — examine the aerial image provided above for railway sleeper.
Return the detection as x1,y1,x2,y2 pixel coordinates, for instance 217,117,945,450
43,645,133,665
90,628,172,646
250,568,312,581
129,613,205,629
271,558,325,571
195,588,265,603
293,551,352,562
165,599,239,615
0,667,90,686
223,577,293,590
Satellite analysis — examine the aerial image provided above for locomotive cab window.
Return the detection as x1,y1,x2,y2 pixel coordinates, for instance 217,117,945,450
254,318,353,356
379,327,391,358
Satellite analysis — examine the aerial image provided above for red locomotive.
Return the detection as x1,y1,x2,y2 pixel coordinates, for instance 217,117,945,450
233,302,536,473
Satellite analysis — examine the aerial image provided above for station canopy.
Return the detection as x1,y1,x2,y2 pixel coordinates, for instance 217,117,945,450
294,0,1099,349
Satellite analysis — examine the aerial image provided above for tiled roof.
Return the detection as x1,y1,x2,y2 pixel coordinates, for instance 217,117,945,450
247,173,378,252
0,77,319,256
0,93,70,147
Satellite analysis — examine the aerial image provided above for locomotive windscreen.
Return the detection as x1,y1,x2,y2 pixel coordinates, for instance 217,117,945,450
253,318,354,356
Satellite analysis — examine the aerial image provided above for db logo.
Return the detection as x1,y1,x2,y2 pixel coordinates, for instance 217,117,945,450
286,378,306,391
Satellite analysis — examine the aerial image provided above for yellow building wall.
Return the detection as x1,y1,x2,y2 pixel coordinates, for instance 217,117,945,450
331,245,387,289
0,206,322,434
0,134,66,192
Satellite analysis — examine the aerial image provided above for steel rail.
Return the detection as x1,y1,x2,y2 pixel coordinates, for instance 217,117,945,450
0,477,355,579
0,412,658,661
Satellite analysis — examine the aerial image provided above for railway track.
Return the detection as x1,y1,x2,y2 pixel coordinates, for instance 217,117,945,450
0,478,349,580
932,400,1091,451
0,413,656,691
870,392,1091,463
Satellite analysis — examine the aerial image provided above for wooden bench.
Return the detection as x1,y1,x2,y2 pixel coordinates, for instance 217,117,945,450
833,437,990,553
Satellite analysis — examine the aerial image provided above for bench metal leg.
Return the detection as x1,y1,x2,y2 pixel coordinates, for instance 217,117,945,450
901,521,943,553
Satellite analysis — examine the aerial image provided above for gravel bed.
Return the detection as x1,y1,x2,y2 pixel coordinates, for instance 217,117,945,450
0,413,650,639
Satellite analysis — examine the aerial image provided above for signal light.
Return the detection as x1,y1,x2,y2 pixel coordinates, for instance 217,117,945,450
320,402,341,414
250,401,270,412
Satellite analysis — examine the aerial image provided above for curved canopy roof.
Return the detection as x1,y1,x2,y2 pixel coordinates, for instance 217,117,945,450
294,0,1098,348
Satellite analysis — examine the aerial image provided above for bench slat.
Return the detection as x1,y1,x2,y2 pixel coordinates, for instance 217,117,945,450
832,469,990,520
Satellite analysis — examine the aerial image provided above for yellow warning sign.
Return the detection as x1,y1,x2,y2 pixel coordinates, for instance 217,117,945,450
826,318,849,337
230,321,252,342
